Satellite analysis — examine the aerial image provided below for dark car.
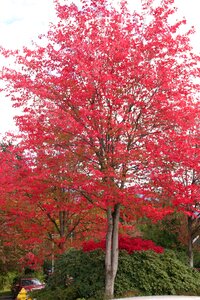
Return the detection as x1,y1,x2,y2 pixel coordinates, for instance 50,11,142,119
11,277,45,298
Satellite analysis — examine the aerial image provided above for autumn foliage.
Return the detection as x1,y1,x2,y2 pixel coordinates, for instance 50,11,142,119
82,236,164,254
0,0,200,296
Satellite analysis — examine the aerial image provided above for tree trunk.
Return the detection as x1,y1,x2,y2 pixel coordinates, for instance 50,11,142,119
188,216,194,268
59,211,66,238
105,204,120,299
58,211,66,250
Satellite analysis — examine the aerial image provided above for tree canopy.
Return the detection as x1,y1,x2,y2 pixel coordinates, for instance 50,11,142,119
1,0,200,297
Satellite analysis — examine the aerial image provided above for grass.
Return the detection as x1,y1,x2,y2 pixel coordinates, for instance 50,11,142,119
0,290,12,296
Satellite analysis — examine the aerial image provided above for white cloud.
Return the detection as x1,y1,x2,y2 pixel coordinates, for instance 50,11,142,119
0,0,56,49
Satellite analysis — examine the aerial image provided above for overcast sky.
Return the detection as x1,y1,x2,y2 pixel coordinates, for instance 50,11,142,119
0,0,200,136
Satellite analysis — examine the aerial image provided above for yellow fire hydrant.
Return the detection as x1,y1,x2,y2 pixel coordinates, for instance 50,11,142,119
16,288,28,300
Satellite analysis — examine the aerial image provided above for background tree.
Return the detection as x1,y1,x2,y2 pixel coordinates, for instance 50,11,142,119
140,213,184,250
0,139,105,265
150,124,200,267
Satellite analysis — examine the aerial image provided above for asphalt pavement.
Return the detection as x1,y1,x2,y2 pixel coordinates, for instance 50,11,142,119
0,295,13,300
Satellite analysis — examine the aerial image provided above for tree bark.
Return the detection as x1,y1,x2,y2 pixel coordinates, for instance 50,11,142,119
188,216,194,268
59,210,66,237
105,204,120,299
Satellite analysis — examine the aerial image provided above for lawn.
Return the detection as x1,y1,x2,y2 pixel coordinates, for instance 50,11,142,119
0,290,12,296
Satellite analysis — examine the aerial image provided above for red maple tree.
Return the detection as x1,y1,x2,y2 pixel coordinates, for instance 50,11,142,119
1,0,200,297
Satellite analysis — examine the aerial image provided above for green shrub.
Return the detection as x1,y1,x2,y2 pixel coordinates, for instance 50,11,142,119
31,286,79,300
45,248,200,299
47,248,105,299
193,249,200,268
0,271,17,291
115,250,174,297
30,288,55,300
160,250,200,295
115,250,200,297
